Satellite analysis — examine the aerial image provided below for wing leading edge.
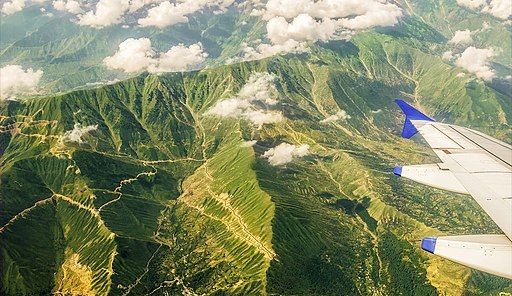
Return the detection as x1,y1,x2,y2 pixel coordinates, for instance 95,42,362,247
394,99,512,279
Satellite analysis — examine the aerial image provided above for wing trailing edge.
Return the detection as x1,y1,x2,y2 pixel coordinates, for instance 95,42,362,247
421,235,512,279
393,164,469,194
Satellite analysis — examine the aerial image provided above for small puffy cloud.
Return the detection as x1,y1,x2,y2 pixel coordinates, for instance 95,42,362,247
129,0,167,13
128,0,146,12
148,43,208,73
205,72,284,127
266,14,338,44
0,65,43,100
243,39,310,60
244,110,283,126
63,123,98,143
85,78,121,87
104,38,207,73
455,47,496,81
138,1,190,28
78,0,130,28
457,0,511,19
1,0,25,15
53,0,82,14
449,30,473,45
485,0,512,19
336,2,403,30
206,98,252,117
320,110,350,123
237,72,278,102
263,143,309,166
104,38,155,73
138,0,236,28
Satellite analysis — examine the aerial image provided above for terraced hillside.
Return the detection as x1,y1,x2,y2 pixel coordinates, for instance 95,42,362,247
1,17,512,296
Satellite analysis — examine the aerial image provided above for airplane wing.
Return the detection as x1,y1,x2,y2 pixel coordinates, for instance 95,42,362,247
393,99,512,279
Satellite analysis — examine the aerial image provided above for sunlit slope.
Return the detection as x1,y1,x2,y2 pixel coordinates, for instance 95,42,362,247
1,25,512,295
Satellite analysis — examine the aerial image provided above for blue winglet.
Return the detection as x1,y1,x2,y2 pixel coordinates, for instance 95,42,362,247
393,166,403,176
421,237,437,254
395,100,435,138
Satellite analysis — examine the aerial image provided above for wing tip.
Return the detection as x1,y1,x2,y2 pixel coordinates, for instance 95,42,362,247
394,99,435,122
393,166,403,176
421,237,437,254
395,99,435,138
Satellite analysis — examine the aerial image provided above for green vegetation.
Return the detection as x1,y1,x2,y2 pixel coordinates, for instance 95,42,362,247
379,232,437,295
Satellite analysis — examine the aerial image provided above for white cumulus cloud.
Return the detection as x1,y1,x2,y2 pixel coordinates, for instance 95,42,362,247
206,98,252,117
137,1,190,28
78,0,130,28
205,72,284,127
320,110,351,123
138,0,236,28
128,0,167,12
457,0,511,19
485,0,512,19
53,0,82,14
148,43,208,73
104,38,155,72
455,46,496,81
244,109,283,126
1,0,26,15
236,71,278,103
245,0,402,60
263,143,309,166
449,30,473,45
104,38,207,73
266,14,338,44
242,39,310,60
63,123,98,143
0,65,43,100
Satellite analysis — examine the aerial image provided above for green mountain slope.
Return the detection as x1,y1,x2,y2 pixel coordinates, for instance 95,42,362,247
1,17,511,296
